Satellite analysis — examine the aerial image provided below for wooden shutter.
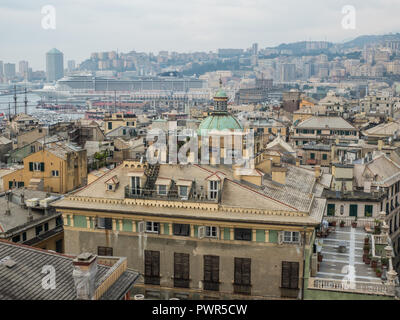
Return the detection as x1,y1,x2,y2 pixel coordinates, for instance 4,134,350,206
199,226,205,239
242,258,251,285
211,256,219,282
144,251,153,277
152,251,160,277
204,255,212,282
290,262,299,289
281,261,291,288
29,162,33,171
175,253,189,280
145,250,160,277
40,162,45,172
282,261,299,289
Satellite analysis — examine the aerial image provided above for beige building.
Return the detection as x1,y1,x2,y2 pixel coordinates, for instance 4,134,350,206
52,158,328,300
3,142,87,194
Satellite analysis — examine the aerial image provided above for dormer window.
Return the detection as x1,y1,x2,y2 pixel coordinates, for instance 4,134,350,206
209,181,219,200
158,185,167,195
155,178,172,196
179,186,188,198
105,175,119,192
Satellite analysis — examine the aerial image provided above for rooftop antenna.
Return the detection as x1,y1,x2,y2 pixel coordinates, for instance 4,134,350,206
8,103,11,121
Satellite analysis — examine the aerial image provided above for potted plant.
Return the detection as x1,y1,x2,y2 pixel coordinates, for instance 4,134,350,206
363,244,370,254
340,220,345,228
318,252,323,262
381,257,388,268
364,237,369,245
351,217,358,228
376,268,382,278
330,221,337,227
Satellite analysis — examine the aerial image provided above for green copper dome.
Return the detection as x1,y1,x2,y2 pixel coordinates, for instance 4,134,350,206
215,88,227,98
197,114,243,136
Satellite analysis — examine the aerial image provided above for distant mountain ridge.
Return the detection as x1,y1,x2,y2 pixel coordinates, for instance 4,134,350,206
269,33,400,52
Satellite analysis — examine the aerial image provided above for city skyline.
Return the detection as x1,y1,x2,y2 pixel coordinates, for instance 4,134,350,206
1,0,400,70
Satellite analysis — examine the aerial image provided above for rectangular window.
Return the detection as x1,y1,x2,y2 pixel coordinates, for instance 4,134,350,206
349,204,358,217
35,225,43,236
22,232,26,241
12,235,21,243
158,185,167,195
174,253,190,288
131,176,141,195
30,162,43,172
234,228,252,241
144,250,160,285
179,186,188,198
203,255,219,291
234,258,251,295
97,217,112,230
365,205,373,217
281,261,299,289
205,226,218,238
55,239,63,253
173,224,190,236
209,181,219,200
44,223,49,232
108,122,112,130
327,203,335,216
322,154,328,160
283,231,300,243
97,246,113,256
310,153,315,160
146,221,160,234
51,170,59,177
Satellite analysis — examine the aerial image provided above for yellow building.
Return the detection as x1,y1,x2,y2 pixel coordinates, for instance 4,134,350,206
104,112,137,134
3,142,87,194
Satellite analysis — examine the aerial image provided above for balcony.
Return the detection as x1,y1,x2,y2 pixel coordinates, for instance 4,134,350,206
124,185,217,203
308,213,399,299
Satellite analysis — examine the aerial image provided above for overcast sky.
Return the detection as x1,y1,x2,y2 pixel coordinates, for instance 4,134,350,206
1,0,400,70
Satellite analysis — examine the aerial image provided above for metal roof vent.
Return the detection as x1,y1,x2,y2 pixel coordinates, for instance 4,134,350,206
0,256,16,268
3,259,17,268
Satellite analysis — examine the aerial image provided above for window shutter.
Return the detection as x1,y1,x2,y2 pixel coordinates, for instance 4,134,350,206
144,251,152,276
29,162,33,171
182,254,189,280
281,261,291,288
290,262,299,289
198,226,205,239
204,256,212,282
212,256,220,282
152,251,160,277
242,258,251,285
138,221,145,233
234,258,242,284
278,231,284,244
40,162,45,172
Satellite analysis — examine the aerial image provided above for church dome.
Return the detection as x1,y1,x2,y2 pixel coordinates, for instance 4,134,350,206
198,114,243,136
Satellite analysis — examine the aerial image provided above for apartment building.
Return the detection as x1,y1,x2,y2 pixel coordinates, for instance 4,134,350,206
52,157,329,300
2,142,87,194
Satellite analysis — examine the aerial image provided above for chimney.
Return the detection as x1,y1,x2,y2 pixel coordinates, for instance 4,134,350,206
315,165,321,180
271,163,287,185
378,139,383,151
72,253,98,300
